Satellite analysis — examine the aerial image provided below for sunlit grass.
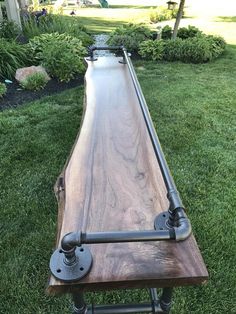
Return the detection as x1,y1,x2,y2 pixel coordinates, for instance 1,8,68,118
63,8,152,33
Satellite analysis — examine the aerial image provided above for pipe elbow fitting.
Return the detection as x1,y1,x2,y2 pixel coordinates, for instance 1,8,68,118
61,231,82,251
173,217,192,241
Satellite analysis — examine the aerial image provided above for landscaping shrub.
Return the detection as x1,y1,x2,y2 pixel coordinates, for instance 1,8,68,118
205,35,226,58
163,38,184,61
150,7,178,23
180,36,214,63
139,35,226,63
108,24,152,52
20,72,48,91
177,25,202,39
139,40,164,61
0,38,29,79
29,33,86,82
161,25,172,40
0,19,20,40
0,82,7,98
23,15,93,47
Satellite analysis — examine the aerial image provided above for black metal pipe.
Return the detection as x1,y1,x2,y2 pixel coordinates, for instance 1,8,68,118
173,208,192,241
89,45,123,51
149,288,160,314
88,45,124,60
87,302,164,314
160,288,173,313
149,288,158,302
122,49,183,213
73,293,87,314
61,229,174,251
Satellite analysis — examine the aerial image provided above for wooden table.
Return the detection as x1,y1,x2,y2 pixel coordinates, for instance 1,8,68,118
47,56,208,313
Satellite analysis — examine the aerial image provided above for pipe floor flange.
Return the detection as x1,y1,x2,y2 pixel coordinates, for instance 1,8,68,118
50,246,92,282
154,211,171,231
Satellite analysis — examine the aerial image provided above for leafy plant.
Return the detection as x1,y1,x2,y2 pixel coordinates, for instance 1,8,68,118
23,15,93,47
180,36,214,63
20,72,48,91
108,24,152,52
161,25,172,40
0,82,7,98
0,39,29,79
177,25,202,39
0,19,20,40
29,33,86,82
150,7,176,23
139,35,226,64
163,38,184,61
139,40,164,61
205,35,226,58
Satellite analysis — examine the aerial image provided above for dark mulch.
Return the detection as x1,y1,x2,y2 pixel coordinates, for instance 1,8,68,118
0,76,84,111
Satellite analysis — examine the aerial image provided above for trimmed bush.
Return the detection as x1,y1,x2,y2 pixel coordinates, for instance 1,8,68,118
108,24,152,52
177,25,202,39
150,7,178,23
161,25,172,40
163,38,184,61
205,35,226,58
180,37,213,63
0,82,7,98
0,19,20,40
0,39,29,79
139,35,226,63
23,15,93,47
139,40,164,61
29,33,86,82
20,72,48,91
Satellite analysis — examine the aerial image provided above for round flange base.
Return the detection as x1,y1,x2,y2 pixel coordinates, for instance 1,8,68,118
154,211,171,231
50,246,92,282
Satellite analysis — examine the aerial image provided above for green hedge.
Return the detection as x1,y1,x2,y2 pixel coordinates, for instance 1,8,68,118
139,35,226,63
108,24,152,52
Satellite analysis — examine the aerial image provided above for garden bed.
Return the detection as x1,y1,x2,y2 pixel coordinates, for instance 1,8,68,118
0,75,84,111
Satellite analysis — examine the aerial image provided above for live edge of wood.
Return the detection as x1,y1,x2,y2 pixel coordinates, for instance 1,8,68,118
47,57,208,296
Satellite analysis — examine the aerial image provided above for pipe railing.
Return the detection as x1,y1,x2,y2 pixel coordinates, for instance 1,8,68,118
50,46,192,283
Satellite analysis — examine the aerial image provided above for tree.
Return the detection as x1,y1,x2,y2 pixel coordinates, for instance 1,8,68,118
172,0,185,40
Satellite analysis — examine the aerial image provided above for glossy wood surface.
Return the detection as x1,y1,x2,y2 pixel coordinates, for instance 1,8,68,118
47,57,208,295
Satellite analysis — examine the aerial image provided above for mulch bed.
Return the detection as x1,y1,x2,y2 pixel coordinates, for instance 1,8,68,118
0,76,84,111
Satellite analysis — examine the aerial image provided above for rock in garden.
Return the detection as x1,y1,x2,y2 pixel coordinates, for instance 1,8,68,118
15,66,50,83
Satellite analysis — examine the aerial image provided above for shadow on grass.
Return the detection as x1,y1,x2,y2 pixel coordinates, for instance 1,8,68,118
74,16,127,33
109,5,154,9
215,16,236,22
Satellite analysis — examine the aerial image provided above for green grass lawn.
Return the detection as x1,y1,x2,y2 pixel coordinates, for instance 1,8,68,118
1,44,236,312
63,7,152,33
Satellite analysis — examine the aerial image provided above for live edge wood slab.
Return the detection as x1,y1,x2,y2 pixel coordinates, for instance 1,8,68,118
47,56,208,295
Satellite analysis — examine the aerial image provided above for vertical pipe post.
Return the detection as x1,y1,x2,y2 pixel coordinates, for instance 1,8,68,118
73,293,87,314
160,288,173,313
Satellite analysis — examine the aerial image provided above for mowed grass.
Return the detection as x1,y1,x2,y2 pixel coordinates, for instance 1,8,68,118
63,7,152,33
1,46,236,313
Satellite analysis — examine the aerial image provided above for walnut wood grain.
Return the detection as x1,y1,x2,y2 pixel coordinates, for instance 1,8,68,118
47,57,208,295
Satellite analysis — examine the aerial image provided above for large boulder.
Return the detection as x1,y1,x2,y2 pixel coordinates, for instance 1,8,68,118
15,66,50,83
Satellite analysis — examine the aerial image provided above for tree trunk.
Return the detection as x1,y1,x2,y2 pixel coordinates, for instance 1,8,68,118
172,0,185,40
